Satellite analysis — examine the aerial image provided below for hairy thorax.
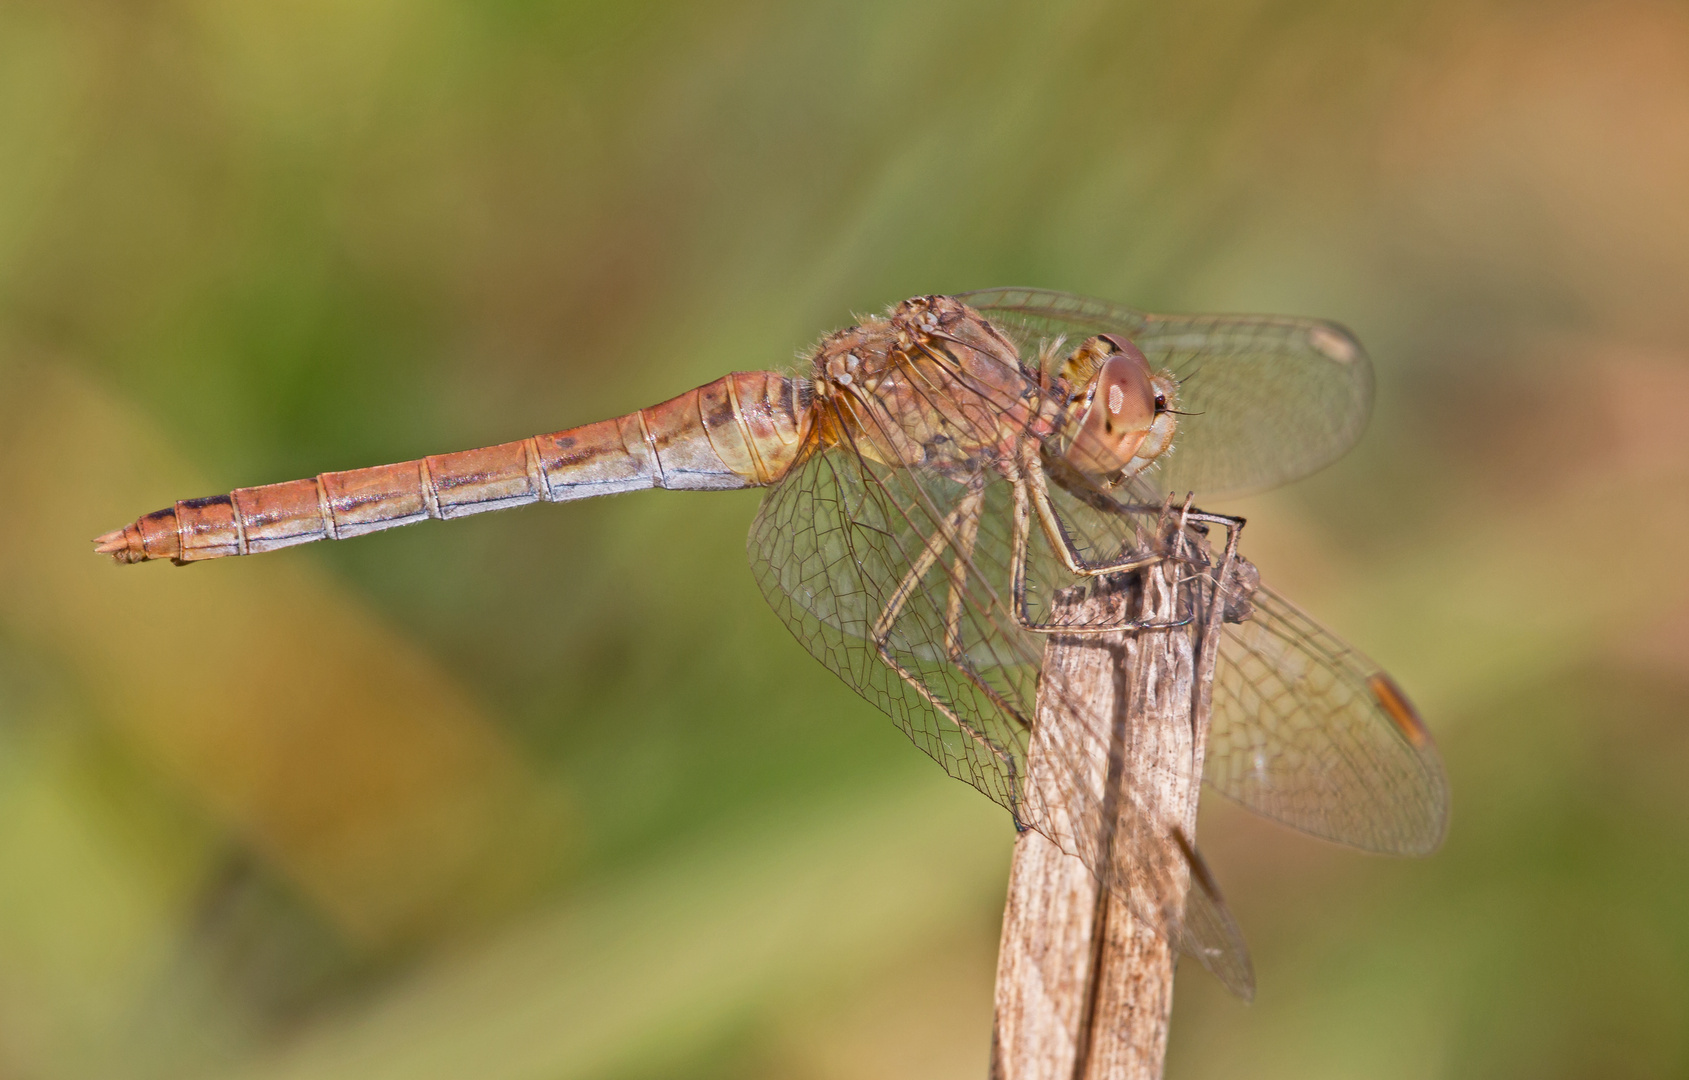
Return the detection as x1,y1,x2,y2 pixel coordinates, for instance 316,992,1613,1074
806,295,1064,474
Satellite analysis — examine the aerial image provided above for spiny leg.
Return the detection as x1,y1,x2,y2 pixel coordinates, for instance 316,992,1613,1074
1070,489,1251,610
1022,440,1165,579
942,480,984,660
1009,446,1192,636
938,481,1034,733
870,482,1023,812
869,496,963,646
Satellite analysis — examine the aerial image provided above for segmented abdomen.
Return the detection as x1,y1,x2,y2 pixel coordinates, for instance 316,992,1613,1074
97,371,808,564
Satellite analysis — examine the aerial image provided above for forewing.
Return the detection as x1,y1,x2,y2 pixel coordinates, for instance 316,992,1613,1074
747,410,1253,996
1208,585,1451,855
960,287,1375,497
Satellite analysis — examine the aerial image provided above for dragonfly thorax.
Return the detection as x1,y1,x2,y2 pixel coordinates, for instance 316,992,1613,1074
807,295,1058,471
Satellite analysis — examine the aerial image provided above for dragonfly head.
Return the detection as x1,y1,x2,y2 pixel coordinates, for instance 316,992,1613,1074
1062,335,1180,480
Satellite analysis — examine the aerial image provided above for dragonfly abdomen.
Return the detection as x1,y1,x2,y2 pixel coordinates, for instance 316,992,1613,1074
96,371,809,564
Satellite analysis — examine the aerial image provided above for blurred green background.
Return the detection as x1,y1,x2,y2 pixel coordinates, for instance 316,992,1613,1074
2,1,1688,1077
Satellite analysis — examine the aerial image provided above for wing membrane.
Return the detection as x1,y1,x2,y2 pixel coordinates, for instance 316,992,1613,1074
1209,586,1450,855
960,287,1375,497
747,292,1444,1001
1039,474,1450,854
748,398,1254,996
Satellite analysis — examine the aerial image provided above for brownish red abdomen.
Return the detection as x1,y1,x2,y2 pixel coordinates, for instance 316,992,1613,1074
96,370,809,564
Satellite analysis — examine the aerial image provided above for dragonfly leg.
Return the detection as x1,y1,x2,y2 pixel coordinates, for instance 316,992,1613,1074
940,482,1035,732
869,485,1025,815
869,497,967,648
1009,455,1192,636
1023,441,1165,578
1070,492,1251,612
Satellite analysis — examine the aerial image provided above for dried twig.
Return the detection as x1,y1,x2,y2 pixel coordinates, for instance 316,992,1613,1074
991,524,1232,1080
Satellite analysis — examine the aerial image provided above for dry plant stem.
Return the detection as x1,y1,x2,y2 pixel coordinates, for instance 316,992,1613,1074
991,533,1226,1080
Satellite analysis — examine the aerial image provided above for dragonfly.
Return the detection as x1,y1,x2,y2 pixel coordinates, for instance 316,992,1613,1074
95,288,1449,999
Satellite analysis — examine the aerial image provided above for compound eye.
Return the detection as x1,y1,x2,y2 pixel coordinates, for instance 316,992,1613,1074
1066,347,1157,474
1096,351,1155,434
1153,392,1167,413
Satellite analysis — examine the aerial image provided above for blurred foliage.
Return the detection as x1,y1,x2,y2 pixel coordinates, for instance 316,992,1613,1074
2,0,1688,1077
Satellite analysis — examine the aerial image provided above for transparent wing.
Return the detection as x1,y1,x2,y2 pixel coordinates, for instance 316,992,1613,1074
959,287,1375,497
1209,585,1451,855
1041,471,1449,855
749,440,1031,808
747,403,1253,996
